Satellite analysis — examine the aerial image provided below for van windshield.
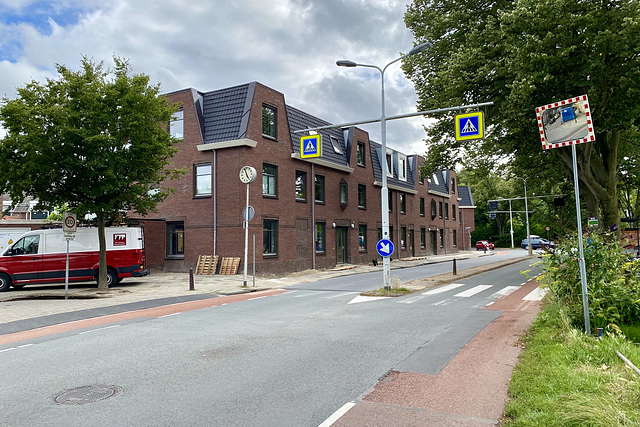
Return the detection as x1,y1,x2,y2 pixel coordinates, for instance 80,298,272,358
12,235,40,255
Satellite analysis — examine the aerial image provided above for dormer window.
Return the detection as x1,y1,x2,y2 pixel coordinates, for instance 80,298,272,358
398,154,407,181
330,136,343,154
386,150,394,177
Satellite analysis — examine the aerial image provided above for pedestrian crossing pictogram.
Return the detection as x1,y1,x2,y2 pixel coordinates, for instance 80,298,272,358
455,111,484,141
300,134,322,158
461,119,477,134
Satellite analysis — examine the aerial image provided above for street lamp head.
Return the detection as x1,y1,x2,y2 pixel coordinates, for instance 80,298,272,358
336,60,357,67
408,41,432,56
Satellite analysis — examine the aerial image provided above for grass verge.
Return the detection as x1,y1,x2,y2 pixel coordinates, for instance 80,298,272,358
502,303,640,426
361,286,413,297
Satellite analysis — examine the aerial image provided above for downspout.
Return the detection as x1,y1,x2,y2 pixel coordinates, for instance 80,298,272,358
312,163,316,270
213,149,217,256
396,191,400,259
443,195,447,254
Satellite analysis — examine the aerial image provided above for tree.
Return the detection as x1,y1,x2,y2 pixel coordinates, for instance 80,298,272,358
404,0,640,230
0,57,183,290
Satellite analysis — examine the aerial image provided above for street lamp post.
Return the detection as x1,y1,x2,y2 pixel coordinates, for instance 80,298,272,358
516,177,532,256
337,41,431,291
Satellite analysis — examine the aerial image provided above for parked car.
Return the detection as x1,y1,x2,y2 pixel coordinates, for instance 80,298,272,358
476,240,495,250
521,237,555,250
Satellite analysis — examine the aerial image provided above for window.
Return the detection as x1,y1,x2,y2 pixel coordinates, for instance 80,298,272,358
12,235,39,255
170,110,183,139
339,181,348,208
262,105,277,138
295,170,307,201
420,198,425,216
386,151,393,177
357,184,366,209
439,201,443,218
316,222,325,252
398,154,407,181
419,171,424,185
452,204,456,221
194,163,211,197
263,219,278,255
358,224,367,251
399,193,406,214
453,229,457,247
439,229,444,247
357,142,366,166
263,164,277,197
330,136,343,154
388,191,393,212
315,175,325,203
445,202,449,219
451,178,456,193
420,228,426,249
401,227,407,250
167,222,184,257
431,200,437,219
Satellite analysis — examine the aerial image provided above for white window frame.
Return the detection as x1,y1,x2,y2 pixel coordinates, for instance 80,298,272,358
398,154,407,181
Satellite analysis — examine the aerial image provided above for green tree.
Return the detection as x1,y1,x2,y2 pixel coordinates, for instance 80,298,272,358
0,57,183,290
404,0,640,231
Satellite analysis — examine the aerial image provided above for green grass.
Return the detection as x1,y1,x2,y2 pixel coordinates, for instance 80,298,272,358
502,303,640,426
360,286,413,297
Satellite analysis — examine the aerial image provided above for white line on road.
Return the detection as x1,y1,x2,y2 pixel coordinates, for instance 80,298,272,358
0,347,16,353
485,286,520,306
454,285,493,298
294,291,328,298
78,325,120,335
159,312,182,318
422,283,466,296
318,401,356,427
247,296,268,301
523,287,547,301
321,292,358,299
398,295,426,304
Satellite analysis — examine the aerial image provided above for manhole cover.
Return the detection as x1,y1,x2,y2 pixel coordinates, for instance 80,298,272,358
52,385,123,405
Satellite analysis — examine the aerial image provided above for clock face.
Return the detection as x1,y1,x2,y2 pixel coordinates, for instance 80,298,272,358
239,166,256,183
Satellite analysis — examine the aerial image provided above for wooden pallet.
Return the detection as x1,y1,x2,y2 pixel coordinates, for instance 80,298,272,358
219,257,241,275
195,255,219,275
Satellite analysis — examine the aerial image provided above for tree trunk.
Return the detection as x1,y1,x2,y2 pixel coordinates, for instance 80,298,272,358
97,212,108,291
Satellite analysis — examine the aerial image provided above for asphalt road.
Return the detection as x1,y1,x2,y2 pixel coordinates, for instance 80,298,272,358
0,258,538,426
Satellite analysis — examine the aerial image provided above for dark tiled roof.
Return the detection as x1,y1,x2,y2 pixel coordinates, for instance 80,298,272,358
458,186,475,207
286,106,349,167
368,141,416,191
202,83,254,144
427,171,449,194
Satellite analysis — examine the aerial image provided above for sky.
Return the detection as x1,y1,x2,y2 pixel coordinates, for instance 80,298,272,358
0,0,432,155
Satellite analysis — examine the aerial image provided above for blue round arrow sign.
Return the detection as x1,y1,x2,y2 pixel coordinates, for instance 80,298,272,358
376,239,394,257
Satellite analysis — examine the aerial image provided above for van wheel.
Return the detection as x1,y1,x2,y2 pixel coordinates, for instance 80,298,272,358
0,273,11,292
107,270,118,288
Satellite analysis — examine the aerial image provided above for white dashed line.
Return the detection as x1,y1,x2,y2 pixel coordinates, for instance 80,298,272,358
159,312,182,318
318,401,356,427
78,325,120,335
523,287,547,301
321,292,358,299
454,285,493,298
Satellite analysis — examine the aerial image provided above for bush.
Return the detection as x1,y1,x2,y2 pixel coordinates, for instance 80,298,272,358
539,231,640,329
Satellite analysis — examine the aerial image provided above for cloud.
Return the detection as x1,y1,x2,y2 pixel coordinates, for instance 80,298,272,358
0,0,430,155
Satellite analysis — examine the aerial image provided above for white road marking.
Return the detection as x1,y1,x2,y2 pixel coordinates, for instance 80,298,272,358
422,283,466,296
485,286,520,306
454,285,493,298
294,291,328,298
431,298,454,306
347,295,391,304
318,401,356,427
78,325,120,335
18,344,33,348
247,296,268,301
523,287,547,301
0,347,17,353
322,292,358,299
398,295,426,304
159,312,182,318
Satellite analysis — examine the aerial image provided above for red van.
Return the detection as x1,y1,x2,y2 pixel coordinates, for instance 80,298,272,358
0,227,148,291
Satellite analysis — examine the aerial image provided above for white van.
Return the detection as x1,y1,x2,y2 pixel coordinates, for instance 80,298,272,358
0,227,148,291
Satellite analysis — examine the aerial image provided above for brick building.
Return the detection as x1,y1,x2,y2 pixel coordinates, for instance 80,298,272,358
134,82,475,274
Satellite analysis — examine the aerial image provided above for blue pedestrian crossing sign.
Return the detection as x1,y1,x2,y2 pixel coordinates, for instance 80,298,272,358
455,111,484,141
376,239,394,257
300,134,322,158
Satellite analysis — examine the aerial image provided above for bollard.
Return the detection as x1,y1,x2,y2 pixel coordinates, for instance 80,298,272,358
189,268,195,291
452,258,457,275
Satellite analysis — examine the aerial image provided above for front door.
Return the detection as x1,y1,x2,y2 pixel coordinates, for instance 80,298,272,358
336,227,348,264
430,230,438,255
